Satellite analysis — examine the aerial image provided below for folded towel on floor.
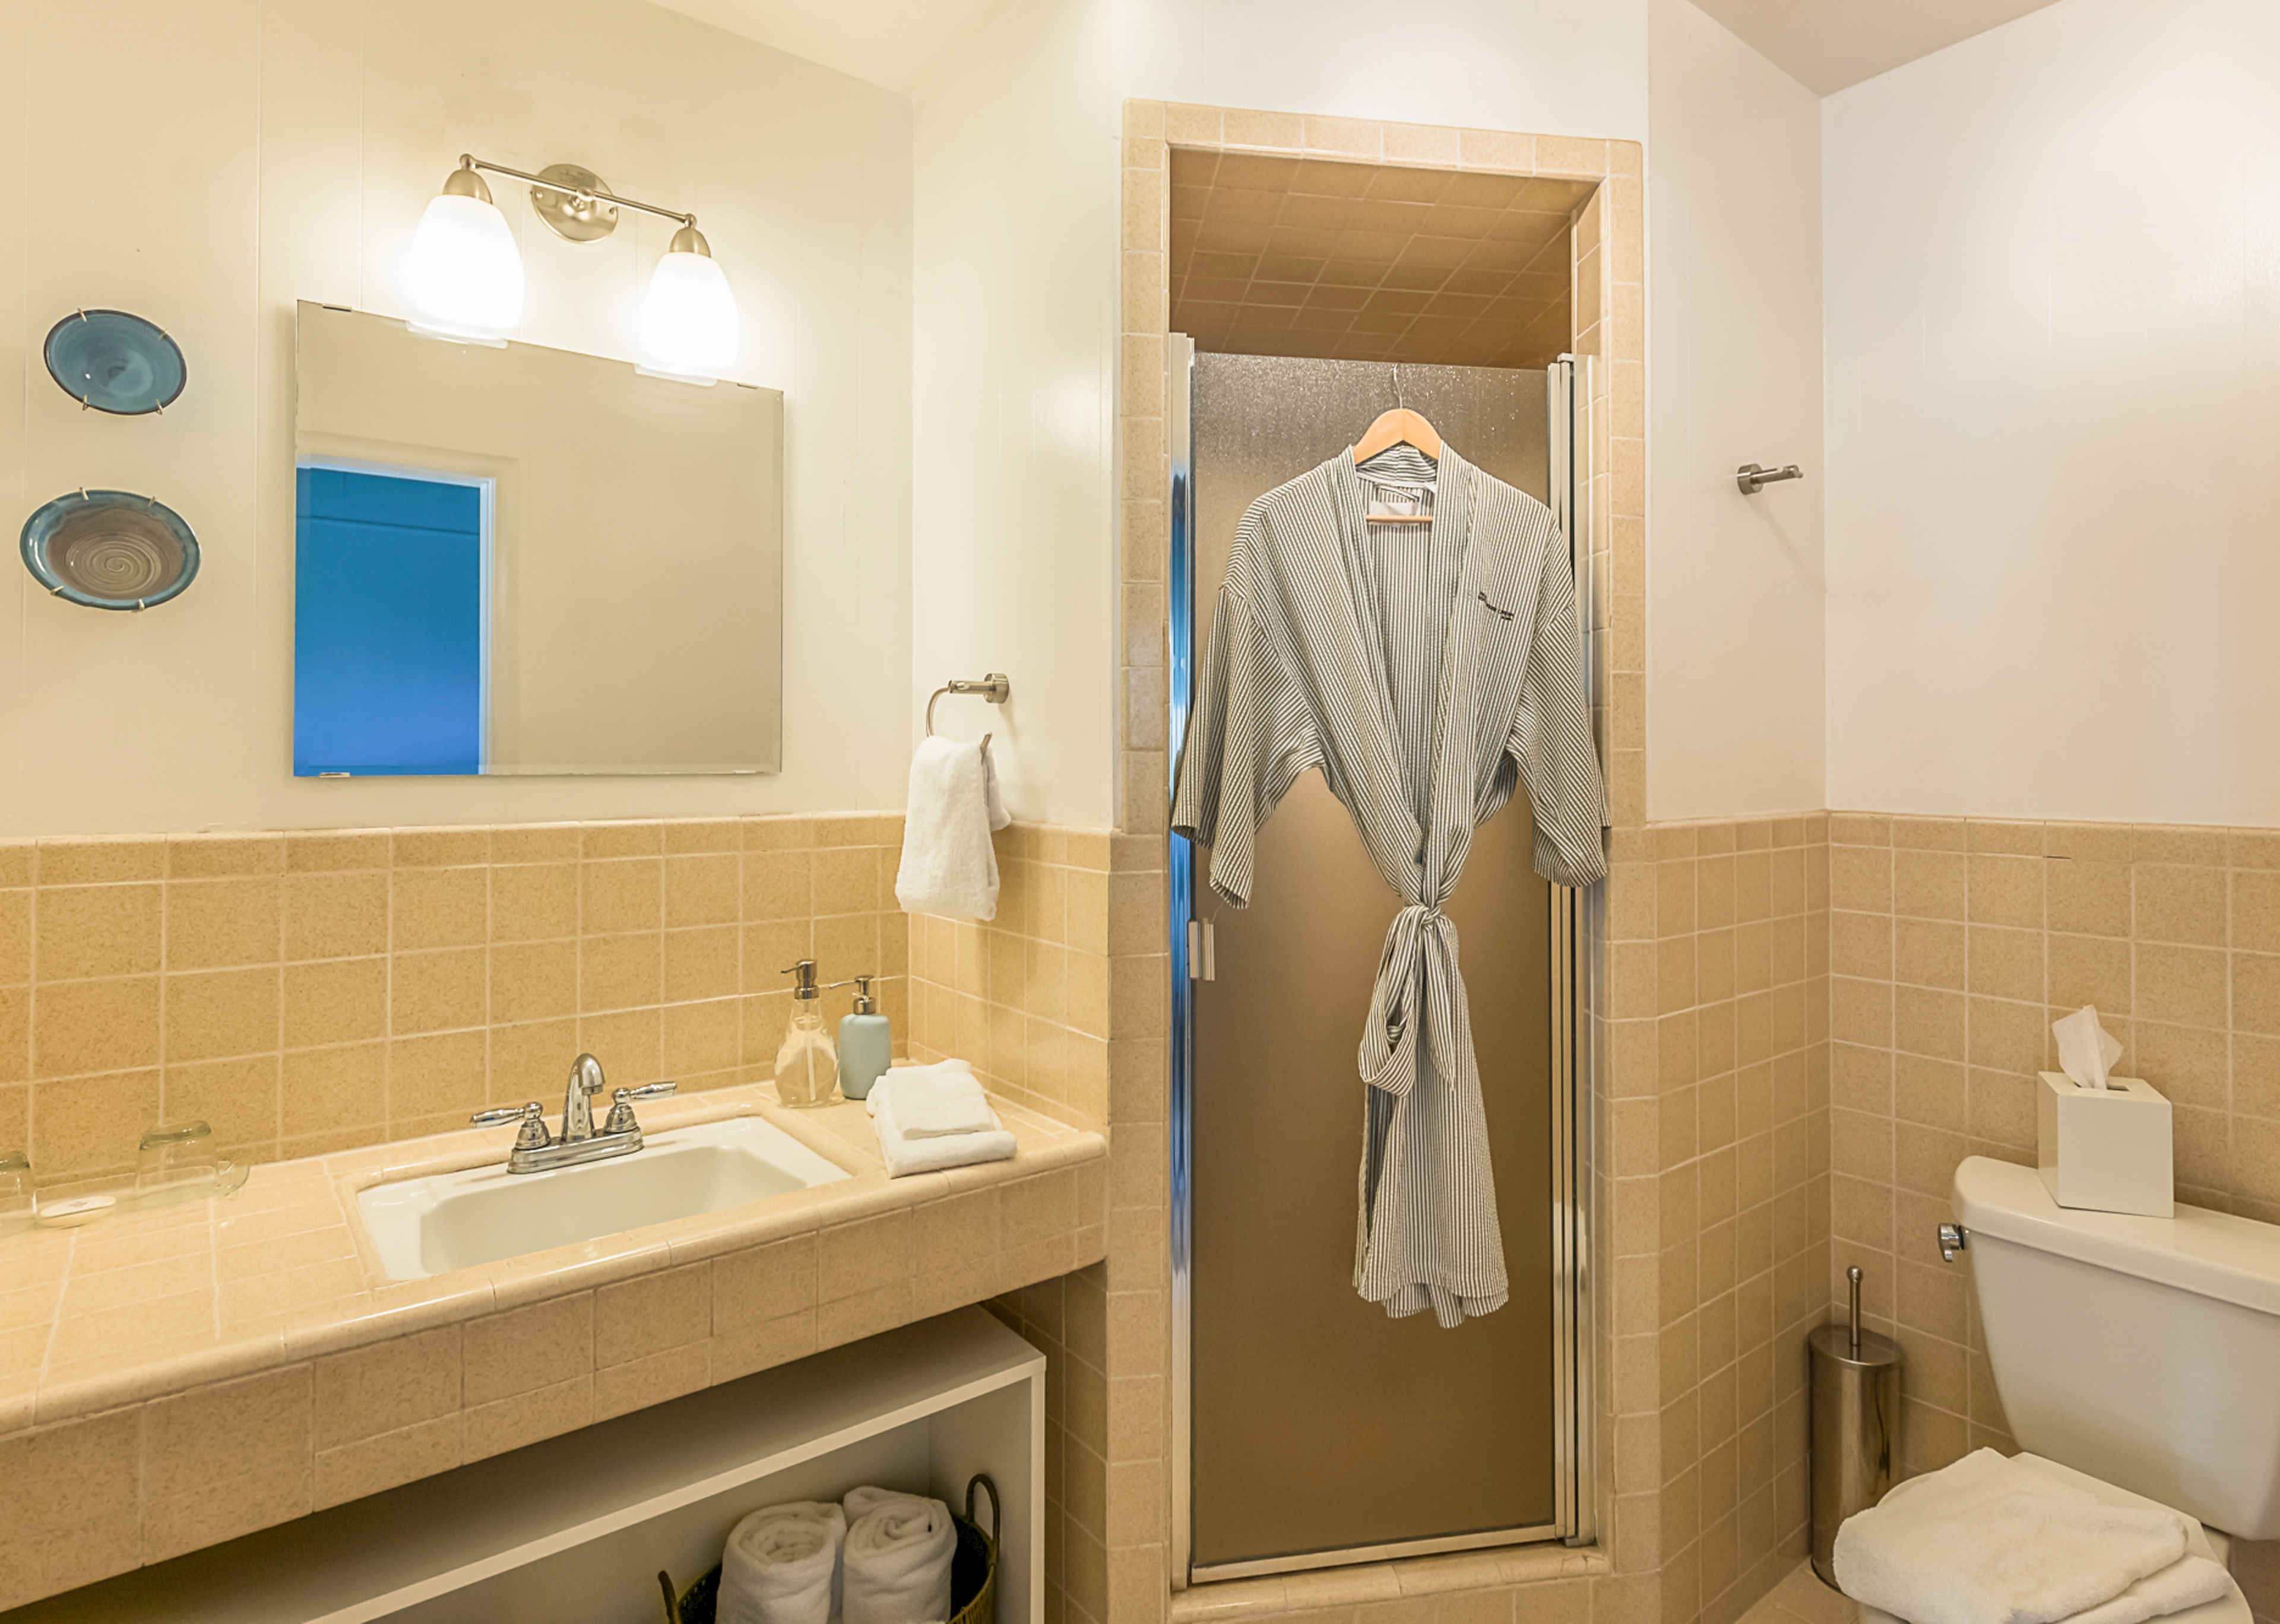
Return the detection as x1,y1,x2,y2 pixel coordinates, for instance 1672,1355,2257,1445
841,1486,958,1624
720,1501,847,1624
867,1073,1015,1177
1833,1449,2215,1624
895,737,1011,921
877,1061,997,1138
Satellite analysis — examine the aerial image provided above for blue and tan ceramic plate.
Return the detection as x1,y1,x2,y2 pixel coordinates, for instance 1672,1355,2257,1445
20,489,200,610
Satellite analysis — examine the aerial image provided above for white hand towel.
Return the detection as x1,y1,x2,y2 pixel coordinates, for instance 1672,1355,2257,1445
875,1062,998,1138
720,1501,847,1624
841,1486,958,1624
895,737,1011,921
1832,1449,2194,1624
867,1084,1016,1177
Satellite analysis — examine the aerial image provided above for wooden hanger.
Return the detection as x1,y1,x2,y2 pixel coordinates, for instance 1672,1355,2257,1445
1351,394,1442,524
1350,406,1442,466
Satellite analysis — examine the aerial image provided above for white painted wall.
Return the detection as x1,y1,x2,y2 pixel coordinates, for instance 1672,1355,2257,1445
1110,0,1649,144
0,0,912,836
1823,0,2280,823
910,0,1120,828
1646,0,1825,819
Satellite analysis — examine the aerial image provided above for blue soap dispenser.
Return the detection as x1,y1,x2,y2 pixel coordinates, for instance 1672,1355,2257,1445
837,974,892,1100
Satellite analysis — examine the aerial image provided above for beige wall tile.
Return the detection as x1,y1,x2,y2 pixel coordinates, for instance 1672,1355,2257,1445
284,871,388,961
36,976,161,1079
392,867,486,952
167,878,281,972
284,957,387,1049
37,884,162,981
582,859,661,935
390,949,484,1035
490,864,577,944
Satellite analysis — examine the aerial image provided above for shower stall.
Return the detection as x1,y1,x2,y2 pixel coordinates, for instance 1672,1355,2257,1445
1167,344,1595,1583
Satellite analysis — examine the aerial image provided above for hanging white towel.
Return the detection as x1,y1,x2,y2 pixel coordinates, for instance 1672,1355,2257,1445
1832,1449,2222,1624
841,1486,958,1624
895,737,1011,921
719,1501,847,1624
875,1061,997,1138
867,1075,1016,1177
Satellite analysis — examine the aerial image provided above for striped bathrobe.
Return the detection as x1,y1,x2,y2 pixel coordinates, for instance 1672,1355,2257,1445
1171,442,1607,1328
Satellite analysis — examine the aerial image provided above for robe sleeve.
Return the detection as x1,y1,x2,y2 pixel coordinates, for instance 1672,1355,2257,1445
1170,575,1322,908
1509,533,1608,889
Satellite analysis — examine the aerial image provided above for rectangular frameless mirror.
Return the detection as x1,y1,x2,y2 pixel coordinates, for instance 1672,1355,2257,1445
292,302,783,776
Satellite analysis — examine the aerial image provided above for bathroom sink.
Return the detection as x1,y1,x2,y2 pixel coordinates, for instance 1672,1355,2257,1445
355,1116,853,1281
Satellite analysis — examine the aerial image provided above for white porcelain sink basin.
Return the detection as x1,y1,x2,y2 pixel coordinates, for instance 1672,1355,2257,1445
356,1116,853,1281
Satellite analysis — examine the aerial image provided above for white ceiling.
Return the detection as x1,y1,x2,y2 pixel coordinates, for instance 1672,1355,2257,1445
1690,0,2070,94
645,0,1012,92
651,0,2070,105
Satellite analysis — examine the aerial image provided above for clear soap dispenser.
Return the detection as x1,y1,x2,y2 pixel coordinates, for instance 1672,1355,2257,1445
774,959,842,1108
835,975,892,1101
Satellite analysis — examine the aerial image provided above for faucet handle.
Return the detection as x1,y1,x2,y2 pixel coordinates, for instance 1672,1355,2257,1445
471,1102,551,1151
602,1081,676,1136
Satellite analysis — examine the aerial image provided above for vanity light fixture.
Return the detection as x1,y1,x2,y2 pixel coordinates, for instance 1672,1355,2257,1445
404,160,525,343
406,154,739,379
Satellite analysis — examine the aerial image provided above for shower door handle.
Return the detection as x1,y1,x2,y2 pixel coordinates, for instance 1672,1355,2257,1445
1187,919,1215,981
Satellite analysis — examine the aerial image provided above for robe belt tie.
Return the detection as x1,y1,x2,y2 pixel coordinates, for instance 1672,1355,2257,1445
1358,902,1465,1099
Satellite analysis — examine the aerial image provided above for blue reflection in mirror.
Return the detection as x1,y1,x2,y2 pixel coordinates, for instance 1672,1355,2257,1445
294,464,487,776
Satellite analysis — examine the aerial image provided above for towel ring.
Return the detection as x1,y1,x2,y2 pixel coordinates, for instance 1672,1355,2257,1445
926,673,1011,746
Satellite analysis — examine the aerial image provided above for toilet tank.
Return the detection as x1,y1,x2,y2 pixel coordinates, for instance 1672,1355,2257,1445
1956,1156,2280,1538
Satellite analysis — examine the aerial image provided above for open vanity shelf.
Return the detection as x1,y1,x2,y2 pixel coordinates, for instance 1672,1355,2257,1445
6,1308,1043,1624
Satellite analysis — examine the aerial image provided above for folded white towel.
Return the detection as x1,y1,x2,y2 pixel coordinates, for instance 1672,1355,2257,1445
1833,1449,2203,1624
876,1062,998,1139
841,1486,958,1624
895,737,1011,921
720,1501,847,1624
867,1081,1016,1177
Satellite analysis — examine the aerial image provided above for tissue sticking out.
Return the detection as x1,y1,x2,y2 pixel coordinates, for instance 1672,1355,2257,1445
2052,1005,2123,1092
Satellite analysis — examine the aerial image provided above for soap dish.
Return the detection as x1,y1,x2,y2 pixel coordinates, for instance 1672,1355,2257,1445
36,1194,116,1229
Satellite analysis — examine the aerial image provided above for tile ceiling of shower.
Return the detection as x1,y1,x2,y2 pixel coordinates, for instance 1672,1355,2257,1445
1169,150,1591,370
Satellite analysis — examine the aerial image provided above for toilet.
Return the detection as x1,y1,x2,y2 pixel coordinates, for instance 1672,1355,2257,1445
1862,1154,2280,1624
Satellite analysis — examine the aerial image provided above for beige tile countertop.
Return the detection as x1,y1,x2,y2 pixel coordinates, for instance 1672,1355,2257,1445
0,1084,1104,1610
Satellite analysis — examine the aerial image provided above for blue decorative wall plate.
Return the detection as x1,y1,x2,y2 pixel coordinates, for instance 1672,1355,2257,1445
43,309,188,415
20,489,200,610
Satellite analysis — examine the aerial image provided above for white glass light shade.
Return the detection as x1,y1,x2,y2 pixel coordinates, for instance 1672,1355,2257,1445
405,192,525,340
639,246,739,378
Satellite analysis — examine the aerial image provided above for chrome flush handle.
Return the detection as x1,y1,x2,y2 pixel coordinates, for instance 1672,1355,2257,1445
1937,1223,1968,1263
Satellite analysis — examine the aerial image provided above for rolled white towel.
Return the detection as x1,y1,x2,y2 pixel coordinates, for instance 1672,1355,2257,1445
1832,1449,2197,1624
720,1501,847,1624
842,1486,957,1624
875,1062,997,1139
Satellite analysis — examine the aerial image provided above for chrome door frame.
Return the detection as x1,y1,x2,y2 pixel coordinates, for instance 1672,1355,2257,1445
1166,347,1598,1587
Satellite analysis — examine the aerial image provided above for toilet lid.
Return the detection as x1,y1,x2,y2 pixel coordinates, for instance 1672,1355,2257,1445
1854,1454,2250,1624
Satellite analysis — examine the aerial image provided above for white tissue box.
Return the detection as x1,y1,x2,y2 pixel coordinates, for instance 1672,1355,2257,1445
2036,1073,2173,1217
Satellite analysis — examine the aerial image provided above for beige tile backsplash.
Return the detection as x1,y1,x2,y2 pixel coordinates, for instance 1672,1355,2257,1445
1825,811,2280,1479
0,816,908,1185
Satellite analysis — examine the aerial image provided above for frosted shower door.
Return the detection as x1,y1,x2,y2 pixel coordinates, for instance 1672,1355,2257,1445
1182,354,1563,1575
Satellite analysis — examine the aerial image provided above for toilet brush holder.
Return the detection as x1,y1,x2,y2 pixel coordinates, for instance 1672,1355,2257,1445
1809,1265,1901,1590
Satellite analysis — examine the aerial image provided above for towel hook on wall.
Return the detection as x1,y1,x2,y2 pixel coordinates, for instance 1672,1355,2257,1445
1737,462,1805,494
926,673,1012,746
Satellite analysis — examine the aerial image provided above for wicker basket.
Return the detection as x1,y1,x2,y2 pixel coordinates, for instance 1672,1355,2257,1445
661,1474,1000,1624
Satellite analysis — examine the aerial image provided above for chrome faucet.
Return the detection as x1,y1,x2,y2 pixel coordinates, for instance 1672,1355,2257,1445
471,1053,677,1175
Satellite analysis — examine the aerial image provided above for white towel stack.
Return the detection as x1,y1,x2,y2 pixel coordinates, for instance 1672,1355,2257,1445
843,1486,958,1624
720,1489,957,1624
1833,1450,2232,1624
895,737,1011,921
867,1060,1016,1178
719,1501,848,1624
